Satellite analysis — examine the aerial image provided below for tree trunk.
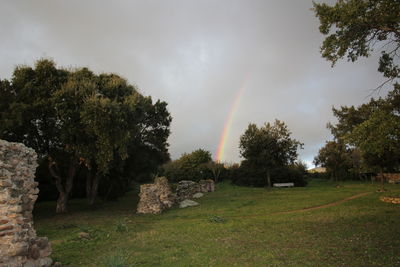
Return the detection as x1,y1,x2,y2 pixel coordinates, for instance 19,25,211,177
86,170,101,206
56,192,68,213
266,169,271,188
48,156,78,214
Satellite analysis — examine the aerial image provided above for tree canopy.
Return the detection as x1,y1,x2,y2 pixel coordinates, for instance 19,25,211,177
345,109,400,173
314,140,353,181
318,84,400,180
0,59,171,212
313,0,400,85
161,149,214,182
239,120,303,187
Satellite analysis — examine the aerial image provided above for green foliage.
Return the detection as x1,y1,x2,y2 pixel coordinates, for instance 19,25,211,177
238,120,303,187
161,149,214,182
314,141,354,181
0,59,68,155
230,162,308,187
313,0,400,81
229,162,265,187
240,120,303,168
321,84,400,176
206,161,225,182
271,164,308,187
328,98,384,140
0,59,171,209
180,149,212,166
314,1,400,176
345,109,400,171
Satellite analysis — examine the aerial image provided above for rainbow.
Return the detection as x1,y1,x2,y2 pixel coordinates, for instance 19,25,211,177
216,84,246,162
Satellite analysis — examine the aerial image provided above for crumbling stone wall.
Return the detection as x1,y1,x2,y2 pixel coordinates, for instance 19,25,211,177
0,140,52,267
376,173,400,184
199,179,215,193
176,180,200,201
137,178,216,214
136,177,175,214
176,179,215,201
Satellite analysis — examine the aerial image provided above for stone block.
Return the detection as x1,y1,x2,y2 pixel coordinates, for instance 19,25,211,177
199,179,215,192
192,192,204,199
0,139,52,266
176,180,200,200
137,177,175,214
179,199,199,208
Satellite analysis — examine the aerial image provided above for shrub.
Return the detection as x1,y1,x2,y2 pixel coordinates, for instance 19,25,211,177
160,149,215,182
230,162,307,187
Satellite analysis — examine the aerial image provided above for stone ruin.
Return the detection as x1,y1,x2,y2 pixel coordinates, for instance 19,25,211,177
0,140,52,267
137,177,215,214
199,179,215,193
376,173,400,184
136,177,175,214
176,179,215,201
175,180,200,201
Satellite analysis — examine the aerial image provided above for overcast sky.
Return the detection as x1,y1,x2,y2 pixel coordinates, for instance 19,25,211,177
0,0,388,167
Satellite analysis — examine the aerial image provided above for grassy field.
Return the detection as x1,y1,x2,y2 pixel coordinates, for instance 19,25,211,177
34,179,400,266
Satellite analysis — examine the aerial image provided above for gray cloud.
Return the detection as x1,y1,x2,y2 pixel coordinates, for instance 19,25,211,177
0,0,388,167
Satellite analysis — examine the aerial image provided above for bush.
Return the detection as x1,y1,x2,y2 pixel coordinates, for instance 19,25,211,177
230,162,307,187
230,164,266,187
270,165,308,187
161,161,213,182
160,149,215,182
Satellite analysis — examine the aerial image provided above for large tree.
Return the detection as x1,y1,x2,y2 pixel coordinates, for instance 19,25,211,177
322,85,400,180
313,0,400,85
0,59,171,212
314,140,352,182
345,109,400,180
0,60,72,212
239,120,303,187
328,98,384,140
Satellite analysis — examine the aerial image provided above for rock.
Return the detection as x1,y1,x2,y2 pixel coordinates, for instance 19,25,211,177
136,177,175,214
179,199,199,208
38,258,53,267
199,179,215,192
23,257,53,267
137,184,163,214
176,180,215,201
154,177,175,209
380,196,400,204
0,139,52,267
78,232,90,239
192,192,204,199
176,180,200,201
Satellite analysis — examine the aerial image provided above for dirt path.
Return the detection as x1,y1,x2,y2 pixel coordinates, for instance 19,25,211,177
223,191,373,220
274,191,372,215
131,191,373,223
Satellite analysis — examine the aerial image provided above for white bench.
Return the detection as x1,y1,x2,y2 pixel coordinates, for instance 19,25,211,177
273,182,294,188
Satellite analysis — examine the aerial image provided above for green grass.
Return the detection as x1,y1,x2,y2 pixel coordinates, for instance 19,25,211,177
34,179,400,266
